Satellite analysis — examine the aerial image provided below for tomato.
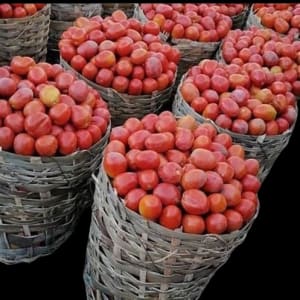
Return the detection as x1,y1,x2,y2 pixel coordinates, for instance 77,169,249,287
224,209,243,232
51,125,63,137
158,161,183,184
138,169,159,191
10,56,35,76
35,135,58,156
181,189,209,215
9,87,34,110
166,149,187,166
125,188,146,212
205,213,228,234
109,126,130,145
75,129,93,150
208,193,227,213
49,103,71,126
227,156,247,180
228,144,245,159
87,124,102,144
39,85,61,108
23,100,46,117
127,129,151,150
215,161,234,183
55,72,75,91
24,112,52,138
221,183,242,207
159,205,182,229
58,131,77,155
182,214,205,234
134,150,160,170
203,171,224,193
13,133,35,156
71,105,91,129
241,174,261,193
0,77,17,98
103,151,128,178
190,148,217,171
153,182,181,206
0,126,15,150
234,198,256,223
4,112,24,134
181,169,207,190
82,63,98,81
27,66,47,85
124,117,144,133
155,114,177,133
0,4,13,18
245,158,260,176
138,194,162,220
0,100,12,119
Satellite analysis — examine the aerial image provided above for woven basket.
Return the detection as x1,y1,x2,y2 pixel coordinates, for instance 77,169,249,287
0,4,50,66
48,4,102,63
172,78,297,182
60,58,175,126
0,123,110,265
231,4,250,29
102,3,136,18
83,166,259,299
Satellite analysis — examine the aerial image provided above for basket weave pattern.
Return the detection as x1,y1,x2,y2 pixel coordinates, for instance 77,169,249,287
0,124,110,264
102,3,136,18
231,5,250,29
83,167,258,299
172,77,297,182
60,58,175,127
0,4,51,66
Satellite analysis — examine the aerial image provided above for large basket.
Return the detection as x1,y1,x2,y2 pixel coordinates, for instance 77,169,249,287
102,3,136,18
60,58,175,126
231,4,250,29
172,78,297,182
48,4,102,63
83,167,259,299
0,4,50,66
0,123,110,265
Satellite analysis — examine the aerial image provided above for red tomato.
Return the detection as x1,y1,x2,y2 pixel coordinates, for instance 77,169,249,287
76,129,93,150
0,126,15,150
138,194,162,220
23,100,46,117
235,198,257,223
58,131,78,155
205,213,228,234
104,140,126,155
181,169,207,190
109,126,130,144
158,161,183,184
124,188,146,212
49,103,71,126
13,133,35,156
224,209,243,232
134,149,160,170
138,169,159,191
24,112,52,138
153,182,181,206
87,124,102,144
181,189,209,215
103,152,128,178
159,205,182,229
182,214,206,234
208,193,227,213
10,56,35,76
35,135,58,156
113,172,138,197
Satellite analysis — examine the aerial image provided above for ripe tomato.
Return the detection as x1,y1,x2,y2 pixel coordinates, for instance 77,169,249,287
224,209,243,232
0,126,15,150
103,152,128,178
159,205,182,229
153,182,181,206
76,129,93,150
181,189,209,215
57,131,77,155
208,193,227,213
113,172,138,197
158,161,183,184
87,124,102,144
49,103,71,126
124,188,146,212
4,112,24,134
181,169,207,190
138,169,159,191
182,214,205,234
23,100,46,117
127,129,151,150
10,56,35,76
104,140,126,155
234,198,257,223
109,126,130,144
0,100,12,119
190,148,217,171
138,194,162,220
134,149,160,170
24,112,52,138
13,133,35,156
35,135,58,156
205,213,228,234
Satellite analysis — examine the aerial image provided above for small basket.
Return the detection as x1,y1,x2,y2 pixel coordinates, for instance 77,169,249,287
60,58,175,126
172,76,297,182
0,4,50,66
102,3,136,18
83,166,259,299
48,4,102,63
231,4,250,29
0,123,110,265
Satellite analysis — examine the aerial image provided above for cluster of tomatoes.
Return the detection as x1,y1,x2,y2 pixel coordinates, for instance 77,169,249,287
180,59,297,136
59,10,180,96
140,3,236,42
0,3,45,18
253,3,300,37
103,112,260,234
0,56,110,157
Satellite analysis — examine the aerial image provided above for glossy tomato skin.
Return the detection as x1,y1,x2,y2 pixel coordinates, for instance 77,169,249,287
182,214,206,234
35,135,58,156
138,194,162,220
24,112,52,138
57,131,78,155
125,188,146,212
0,126,15,150
113,172,138,197
159,205,182,229
103,152,128,178
13,133,35,156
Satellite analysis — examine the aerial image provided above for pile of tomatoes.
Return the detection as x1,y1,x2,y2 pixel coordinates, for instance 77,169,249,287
0,3,45,18
103,112,260,234
140,3,234,42
253,3,300,38
0,56,110,157
179,59,297,136
59,10,180,96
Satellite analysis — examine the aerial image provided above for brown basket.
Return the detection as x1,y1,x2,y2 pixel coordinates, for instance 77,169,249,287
83,166,259,299
172,75,297,182
60,58,175,126
0,123,110,265
0,4,51,66
231,4,250,29
102,3,136,18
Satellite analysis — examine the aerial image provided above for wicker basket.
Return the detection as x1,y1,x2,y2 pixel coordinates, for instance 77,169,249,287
172,77,297,182
0,123,110,265
0,4,50,66
60,58,175,126
83,166,259,299
102,3,136,18
231,4,250,29
48,4,102,63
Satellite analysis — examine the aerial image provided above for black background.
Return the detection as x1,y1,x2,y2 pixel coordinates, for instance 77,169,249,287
0,116,298,299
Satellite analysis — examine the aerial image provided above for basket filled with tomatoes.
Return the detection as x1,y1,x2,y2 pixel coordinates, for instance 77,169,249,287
84,112,260,299
172,59,298,181
246,4,300,40
0,57,111,264
0,4,50,66
102,3,136,18
59,11,179,126
48,4,102,63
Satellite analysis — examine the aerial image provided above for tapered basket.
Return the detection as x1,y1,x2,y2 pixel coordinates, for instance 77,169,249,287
0,4,50,66
0,122,110,265
60,58,175,127
83,166,259,299
172,75,297,182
